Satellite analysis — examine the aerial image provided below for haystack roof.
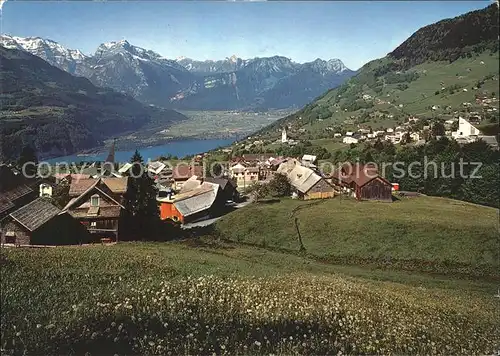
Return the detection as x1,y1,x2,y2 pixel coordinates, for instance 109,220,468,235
288,165,322,194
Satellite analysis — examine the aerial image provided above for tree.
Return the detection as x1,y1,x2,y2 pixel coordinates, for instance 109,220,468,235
268,173,292,197
245,182,269,202
400,132,412,145
431,121,445,137
122,150,159,240
18,145,38,176
51,181,70,209
461,164,500,208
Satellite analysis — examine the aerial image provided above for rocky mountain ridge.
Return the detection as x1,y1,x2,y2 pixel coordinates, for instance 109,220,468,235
0,35,356,110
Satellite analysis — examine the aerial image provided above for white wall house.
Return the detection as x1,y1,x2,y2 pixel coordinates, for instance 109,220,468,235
343,136,359,144
452,117,482,138
385,135,401,144
39,183,53,198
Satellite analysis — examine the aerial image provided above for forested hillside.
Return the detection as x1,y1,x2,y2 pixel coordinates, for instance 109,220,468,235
390,4,499,67
0,47,186,160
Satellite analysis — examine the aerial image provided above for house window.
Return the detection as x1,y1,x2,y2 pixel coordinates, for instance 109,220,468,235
90,194,100,207
90,221,97,228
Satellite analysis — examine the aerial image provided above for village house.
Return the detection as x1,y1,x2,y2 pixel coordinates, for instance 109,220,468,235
69,177,128,203
205,177,239,202
171,164,203,191
118,163,134,176
39,182,53,198
301,154,317,168
343,135,360,144
277,160,336,200
242,153,275,165
179,175,238,202
148,161,172,182
1,198,89,246
63,178,128,241
385,134,401,144
54,173,90,184
157,181,224,224
331,163,393,202
229,163,262,189
452,117,482,138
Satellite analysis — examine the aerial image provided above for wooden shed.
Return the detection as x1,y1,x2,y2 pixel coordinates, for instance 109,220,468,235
332,163,393,202
1,198,89,245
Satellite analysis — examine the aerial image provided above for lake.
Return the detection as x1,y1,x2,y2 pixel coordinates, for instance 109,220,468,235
46,138,236,164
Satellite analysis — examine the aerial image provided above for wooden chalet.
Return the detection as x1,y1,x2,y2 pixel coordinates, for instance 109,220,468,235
1,198,89,246
204,177,239,202
332,163,393,202
63,178,128,241
172,164,203,191
277,160,337,200
68,177,128,203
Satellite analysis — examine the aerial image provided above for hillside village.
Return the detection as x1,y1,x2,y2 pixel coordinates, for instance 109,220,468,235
239,80,499,153
1,89,499,246
0,137,398,246
1,3,499,356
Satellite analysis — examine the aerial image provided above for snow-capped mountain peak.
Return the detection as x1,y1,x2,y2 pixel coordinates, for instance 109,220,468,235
94,39,166,63
0,34,88,61
0,34,89,74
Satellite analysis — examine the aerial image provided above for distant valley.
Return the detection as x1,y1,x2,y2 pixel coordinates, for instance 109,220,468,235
0,47,187,160
0,35,356,111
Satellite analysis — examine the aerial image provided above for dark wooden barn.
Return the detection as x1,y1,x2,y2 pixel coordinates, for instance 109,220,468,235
332,163,393,202
1,198,90,245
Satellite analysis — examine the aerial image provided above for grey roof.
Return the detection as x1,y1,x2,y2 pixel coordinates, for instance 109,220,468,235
0,198,15,215
478,135,499,148
9,198,61,232
148,161,167,175
174,183,219,217
204,177,235,190
287,165,322,194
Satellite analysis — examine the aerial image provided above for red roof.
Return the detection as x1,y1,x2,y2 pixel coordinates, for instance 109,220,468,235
172,164,203,180
330,163,390,187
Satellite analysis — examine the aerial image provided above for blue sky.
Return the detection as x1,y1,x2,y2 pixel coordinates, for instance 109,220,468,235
0,1,492,70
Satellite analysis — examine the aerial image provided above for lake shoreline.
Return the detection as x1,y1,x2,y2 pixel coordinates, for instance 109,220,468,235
45,137,239,164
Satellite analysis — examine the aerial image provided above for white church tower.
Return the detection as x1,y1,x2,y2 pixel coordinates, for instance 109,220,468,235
281,127,288,143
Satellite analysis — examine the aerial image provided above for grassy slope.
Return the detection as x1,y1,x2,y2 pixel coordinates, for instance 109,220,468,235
259,52,499,141
1,241,499,354
215,196,499,277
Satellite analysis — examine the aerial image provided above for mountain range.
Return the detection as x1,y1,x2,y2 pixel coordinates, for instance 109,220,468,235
0,35,356,110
